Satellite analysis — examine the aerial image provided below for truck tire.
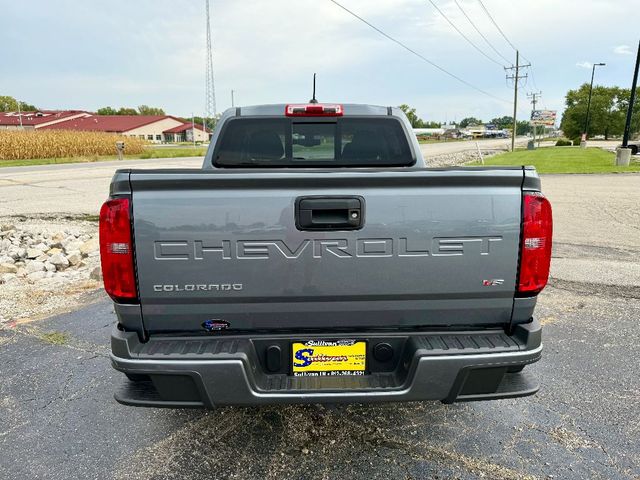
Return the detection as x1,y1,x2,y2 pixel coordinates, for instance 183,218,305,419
630,145,638,155
125,373,150,382
507,365,525,373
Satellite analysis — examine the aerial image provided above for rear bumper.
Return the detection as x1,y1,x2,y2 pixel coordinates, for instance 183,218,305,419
110,320,542,408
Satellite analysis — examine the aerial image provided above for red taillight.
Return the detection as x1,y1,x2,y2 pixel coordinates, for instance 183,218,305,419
99,198,137,303
518,192,553,295
285,104,343,116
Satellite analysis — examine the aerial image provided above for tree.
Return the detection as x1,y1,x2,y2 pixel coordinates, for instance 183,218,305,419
617,87,640,139
19,101,38,111
459,117,482,128
0,95,37,112
516,120,532,136
560,83,638,140
116,107,138,115
138,105,165,115
398,104,423,127
397,104,440,128
191,116,217,130
1,96,20,111
484,116,530,135
96,106,118,115
489,116,513,129
95,106,165,115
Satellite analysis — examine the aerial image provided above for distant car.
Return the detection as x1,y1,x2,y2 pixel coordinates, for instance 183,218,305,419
626,142,639,155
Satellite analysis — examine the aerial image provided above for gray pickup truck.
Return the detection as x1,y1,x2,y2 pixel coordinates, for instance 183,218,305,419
102,103,552,408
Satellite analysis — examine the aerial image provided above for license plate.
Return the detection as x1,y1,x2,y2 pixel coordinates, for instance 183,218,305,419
292,340,366,376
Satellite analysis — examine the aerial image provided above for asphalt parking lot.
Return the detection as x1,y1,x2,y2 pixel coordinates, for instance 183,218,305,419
1,173,639,480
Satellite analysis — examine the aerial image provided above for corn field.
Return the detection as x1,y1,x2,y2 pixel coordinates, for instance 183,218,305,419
0,129,146,160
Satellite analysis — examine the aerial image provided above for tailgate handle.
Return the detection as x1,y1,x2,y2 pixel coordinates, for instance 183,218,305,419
296,196,364,231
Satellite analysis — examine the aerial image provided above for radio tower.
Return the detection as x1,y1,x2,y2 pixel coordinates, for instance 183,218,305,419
204,0,217,127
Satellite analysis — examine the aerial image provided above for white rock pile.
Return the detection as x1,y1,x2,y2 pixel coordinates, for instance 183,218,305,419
0,223,102,286
427,150,501,168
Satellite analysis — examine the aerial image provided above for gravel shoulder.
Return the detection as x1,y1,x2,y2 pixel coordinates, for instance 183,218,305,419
0,217,102,324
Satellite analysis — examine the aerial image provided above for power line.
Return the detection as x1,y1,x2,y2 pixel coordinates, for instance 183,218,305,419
427,0,505,67
452,0,511,65
526,66,544,104
475,0,542,105
328,0,510,103
527,66,547,107
527,66,537,88
476,0,518,53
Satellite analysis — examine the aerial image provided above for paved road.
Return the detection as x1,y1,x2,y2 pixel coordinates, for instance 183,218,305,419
1,174,639,479
2,286,638,480
419,136,529,156
0,138,533,217
0,157,203,217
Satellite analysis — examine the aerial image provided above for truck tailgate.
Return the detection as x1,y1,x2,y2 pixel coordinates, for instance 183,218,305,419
128,169,529,333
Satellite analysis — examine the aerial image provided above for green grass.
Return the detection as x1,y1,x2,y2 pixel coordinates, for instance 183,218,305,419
468,146,640,173
0,145,208,168
39,331,69,345
135,146,208,159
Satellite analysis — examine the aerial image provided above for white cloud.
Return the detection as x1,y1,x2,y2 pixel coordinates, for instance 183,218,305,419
613,45,632,55
3,0,639,121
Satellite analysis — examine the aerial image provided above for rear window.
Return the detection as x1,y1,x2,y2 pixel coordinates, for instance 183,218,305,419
213,117,414,167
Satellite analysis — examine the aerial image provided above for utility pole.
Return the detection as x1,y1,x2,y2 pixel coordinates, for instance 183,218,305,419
504,51,530,151
231,89,235,108
622,40,639,148
581,62,606,147
527,91,542,149
617,40,640,166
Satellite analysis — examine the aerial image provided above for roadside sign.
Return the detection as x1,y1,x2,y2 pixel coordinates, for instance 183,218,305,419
531,110,557,126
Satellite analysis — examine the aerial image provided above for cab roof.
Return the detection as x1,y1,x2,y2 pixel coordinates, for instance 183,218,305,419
226,103,396,117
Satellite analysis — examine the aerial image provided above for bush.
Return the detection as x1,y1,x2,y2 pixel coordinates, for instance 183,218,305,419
0,130,147,160
571,137,582,146
555,138,573,147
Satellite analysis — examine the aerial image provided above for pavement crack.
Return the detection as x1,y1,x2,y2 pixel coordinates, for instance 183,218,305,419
0,177,84,194
41,370,74,410
548,278,640,300
573,423,620,473
12,326,109,358
523,409,627,478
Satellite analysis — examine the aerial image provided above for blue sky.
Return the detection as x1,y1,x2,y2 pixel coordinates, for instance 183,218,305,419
1,0,637,123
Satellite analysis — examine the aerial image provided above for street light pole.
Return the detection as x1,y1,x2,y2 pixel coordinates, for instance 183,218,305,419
616,40,640,167
622,41,640,148
581,62,605,147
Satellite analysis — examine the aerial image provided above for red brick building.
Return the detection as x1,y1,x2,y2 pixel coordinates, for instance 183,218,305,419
0,111,210,143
